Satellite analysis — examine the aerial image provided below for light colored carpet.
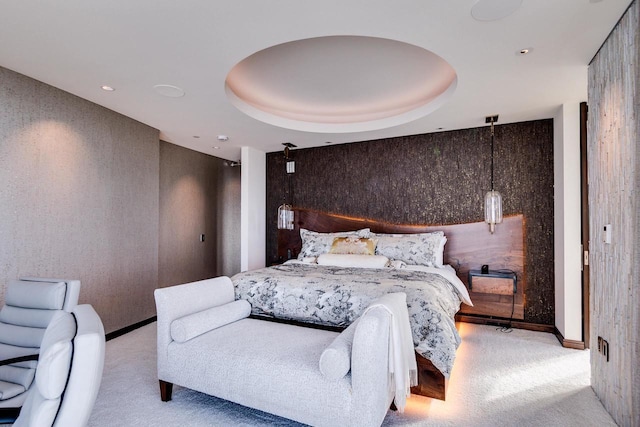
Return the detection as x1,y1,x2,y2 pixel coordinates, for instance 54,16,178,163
88,322,616,427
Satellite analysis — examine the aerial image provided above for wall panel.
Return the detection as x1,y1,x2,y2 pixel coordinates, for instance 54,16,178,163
159,142,241,287
0,66,159,333
588,1,639,424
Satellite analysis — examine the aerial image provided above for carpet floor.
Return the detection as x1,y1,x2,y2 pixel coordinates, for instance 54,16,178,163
88,322,616,427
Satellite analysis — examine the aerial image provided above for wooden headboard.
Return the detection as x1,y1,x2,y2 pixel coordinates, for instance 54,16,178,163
277,208,526,316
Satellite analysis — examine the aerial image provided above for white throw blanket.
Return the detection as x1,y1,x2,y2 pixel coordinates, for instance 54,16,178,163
363,292,418,412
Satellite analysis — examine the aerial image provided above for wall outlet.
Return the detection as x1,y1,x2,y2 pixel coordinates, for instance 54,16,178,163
597,336,609,362
604,224,612,244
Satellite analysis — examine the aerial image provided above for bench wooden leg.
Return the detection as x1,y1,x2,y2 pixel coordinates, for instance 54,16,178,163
159,380,173,402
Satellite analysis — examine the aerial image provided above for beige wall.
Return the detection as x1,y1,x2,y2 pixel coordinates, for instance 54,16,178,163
0,66,160,333
588,0,639,424
159,141,240,287
0,66,242,334
216,157,242,277
240,146,265,272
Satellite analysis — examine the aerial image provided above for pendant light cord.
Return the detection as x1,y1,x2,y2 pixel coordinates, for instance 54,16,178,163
490,119,495,192
284,149,293,207
288,170,293,206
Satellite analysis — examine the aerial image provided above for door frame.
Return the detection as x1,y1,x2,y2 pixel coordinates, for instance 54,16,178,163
580,102,590,349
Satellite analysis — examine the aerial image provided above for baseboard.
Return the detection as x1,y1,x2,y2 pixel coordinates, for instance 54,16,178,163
106,316,157,341
455,314,556,334
553,327,586,350
456,314,586,350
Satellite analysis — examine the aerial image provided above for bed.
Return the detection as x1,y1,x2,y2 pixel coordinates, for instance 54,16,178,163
232,208,525,400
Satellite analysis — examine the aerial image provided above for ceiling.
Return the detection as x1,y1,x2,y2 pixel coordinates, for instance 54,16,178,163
225,36,458,133
0,0,632,161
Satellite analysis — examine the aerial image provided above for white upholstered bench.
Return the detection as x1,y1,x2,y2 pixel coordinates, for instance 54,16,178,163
154,276,395,427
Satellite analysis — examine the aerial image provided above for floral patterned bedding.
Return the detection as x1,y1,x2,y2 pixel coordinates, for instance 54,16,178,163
232,262,463,377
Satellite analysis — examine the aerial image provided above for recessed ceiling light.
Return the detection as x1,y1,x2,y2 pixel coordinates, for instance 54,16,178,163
217,135,229,142
101,85,115,91
436,127,444,130
213,146,220,150
517,47,534,55
153,84,185,98
193,135,200,139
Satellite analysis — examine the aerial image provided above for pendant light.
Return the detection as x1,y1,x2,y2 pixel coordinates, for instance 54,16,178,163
277,203,294,230
484,115,502,234
277,144,296,230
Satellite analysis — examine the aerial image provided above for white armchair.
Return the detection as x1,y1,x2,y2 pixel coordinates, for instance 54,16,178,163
1,304,105,427
0,278,80,409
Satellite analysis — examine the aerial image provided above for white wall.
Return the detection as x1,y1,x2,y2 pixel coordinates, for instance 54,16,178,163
240,146,266,271
553,102,583,342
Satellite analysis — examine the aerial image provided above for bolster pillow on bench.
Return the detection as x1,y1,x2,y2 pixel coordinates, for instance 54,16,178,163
319,318,360,381
170,300,251,343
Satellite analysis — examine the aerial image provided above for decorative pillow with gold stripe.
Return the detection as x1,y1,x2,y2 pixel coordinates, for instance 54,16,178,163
329,236,378,255
297,228,370,259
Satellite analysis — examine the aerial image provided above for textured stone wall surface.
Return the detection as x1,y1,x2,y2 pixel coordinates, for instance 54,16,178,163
588,1,639,424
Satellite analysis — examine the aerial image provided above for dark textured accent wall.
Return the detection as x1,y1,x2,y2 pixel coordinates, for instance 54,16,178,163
266,120,554,324
159,142,241,288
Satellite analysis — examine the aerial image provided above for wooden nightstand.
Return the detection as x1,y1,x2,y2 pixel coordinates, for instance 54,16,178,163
458,269,523,320
468,270,517,294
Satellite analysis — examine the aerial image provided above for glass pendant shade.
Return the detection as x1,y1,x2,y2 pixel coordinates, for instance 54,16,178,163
484,190,503,234
277,204,294,230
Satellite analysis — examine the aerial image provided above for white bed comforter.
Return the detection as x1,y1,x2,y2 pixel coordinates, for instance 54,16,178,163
232,262,469,377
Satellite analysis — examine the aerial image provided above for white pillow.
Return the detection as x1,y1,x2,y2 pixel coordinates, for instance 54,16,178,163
319,318,360,381
373,231,447,267
170,300,251,343
317,254,389,269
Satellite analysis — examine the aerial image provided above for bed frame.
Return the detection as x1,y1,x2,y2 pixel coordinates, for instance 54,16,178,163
275,208,525,400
